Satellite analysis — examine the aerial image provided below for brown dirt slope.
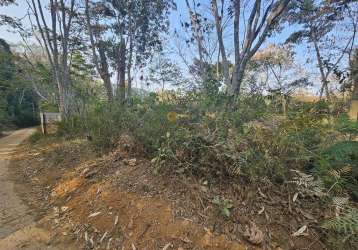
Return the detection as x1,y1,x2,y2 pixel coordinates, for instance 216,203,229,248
8,135,329,250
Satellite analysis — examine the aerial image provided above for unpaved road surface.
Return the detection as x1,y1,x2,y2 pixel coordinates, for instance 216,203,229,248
0,128,36,238
0,129,61,250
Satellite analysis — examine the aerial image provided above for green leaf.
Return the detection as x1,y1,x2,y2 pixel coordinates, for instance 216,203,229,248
222,208,231,217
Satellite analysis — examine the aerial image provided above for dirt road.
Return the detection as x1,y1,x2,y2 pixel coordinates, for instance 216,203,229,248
0,128,36,238
0,128,61,250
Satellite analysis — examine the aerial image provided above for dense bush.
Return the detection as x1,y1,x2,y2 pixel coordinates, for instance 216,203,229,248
315,141,358,200
57,95,178,153
54,91,358,249
56,92,355,191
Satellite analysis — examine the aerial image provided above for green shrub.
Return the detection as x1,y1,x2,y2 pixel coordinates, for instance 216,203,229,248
56,92,356,194
29,129,43,143
315,141,358,199
335,114,358,139
212,196,234,218
56,96,179,154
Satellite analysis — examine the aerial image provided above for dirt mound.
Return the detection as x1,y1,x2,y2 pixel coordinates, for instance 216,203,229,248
8,138,330,249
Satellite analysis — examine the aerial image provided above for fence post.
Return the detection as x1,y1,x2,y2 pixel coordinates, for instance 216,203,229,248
43,113,47,135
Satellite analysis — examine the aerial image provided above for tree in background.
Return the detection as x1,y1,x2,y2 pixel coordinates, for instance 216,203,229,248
147,55,182,92
348,49,358,121
175,0,219,89
84,0,114,102
286,0,357,99
179,0,290,95
28,0,77,117
0,39,15,128
230,0,290,94
84,0,175,103
0,0,20,28
183,0,213,81
0,39,40,129
251,44,311,114
70,52,104,115
211,0,230,87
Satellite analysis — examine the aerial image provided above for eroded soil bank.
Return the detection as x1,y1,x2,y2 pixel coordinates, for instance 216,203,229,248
7,134,334,249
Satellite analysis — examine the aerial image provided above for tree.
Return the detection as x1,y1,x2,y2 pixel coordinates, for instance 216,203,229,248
0,39,40,129
84,0,174,103
184,0,206,79
252,44,311,114
211,0,230,87
0,39,15,128
348,48,358,121
147,55,182,92
229,0,291,94
286,0,357,99
0,0,20,28
84,0,114,102
178,0,217,85
70,51,103,114
28,0,77,117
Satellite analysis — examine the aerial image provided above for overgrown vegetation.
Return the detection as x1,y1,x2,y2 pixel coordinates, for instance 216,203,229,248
54,90,358,248
1,0,358,248
54,92,358,248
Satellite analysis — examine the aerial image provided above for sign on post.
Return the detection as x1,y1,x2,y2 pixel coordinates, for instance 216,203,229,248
40,112,62,134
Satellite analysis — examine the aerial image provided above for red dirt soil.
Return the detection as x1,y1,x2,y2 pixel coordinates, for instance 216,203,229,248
9,136,329,250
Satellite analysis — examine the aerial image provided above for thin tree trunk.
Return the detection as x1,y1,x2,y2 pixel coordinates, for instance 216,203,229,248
348,50,358,120
348,80,358,121
312,35,330,100
29,0,75,117
231,0,289,95
84,0,113,101
117,36,126,101
185,0,205,78
212,0,230,86
127,16,134,101
232,0,240,92
127,38,133,100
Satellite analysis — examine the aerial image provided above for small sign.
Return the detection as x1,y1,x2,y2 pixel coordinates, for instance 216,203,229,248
40,112,61,134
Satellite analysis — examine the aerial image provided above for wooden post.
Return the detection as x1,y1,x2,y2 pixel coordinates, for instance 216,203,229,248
43,113,47,135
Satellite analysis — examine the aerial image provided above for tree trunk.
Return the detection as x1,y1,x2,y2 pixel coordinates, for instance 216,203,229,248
98,43,113,102
127,27,134,101
84,0,113,101
231,0,290,95
348,81,358,121
232,0,240,92
312,35,330,100
348,50,358,120
212,0,230,87
233,56,250,94
185,0,205,79
57,80,67,116
282,95,287,116
29,0,75,118
117,37,126,101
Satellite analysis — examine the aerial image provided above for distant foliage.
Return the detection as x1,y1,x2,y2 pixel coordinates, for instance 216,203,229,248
0,39,40,129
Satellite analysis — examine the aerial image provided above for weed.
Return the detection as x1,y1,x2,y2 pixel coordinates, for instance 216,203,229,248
212,196,234,218
29,129,43,143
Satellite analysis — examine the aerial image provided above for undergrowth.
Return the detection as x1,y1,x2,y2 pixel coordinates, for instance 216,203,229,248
54,92,358,248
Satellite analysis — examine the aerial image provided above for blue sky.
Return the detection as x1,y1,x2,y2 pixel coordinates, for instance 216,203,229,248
0,1,27,43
